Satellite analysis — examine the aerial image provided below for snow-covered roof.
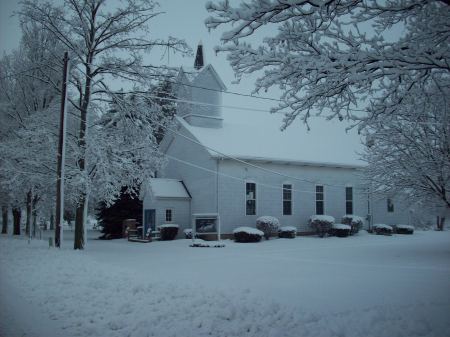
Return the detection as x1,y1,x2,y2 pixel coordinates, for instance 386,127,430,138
178,64,227,91
148,179,191,199
176,109,365,168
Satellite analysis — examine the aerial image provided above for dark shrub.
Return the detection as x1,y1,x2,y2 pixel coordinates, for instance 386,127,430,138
233,227,263,243
373,224,393,235
98,233,123,240
341,215,364,234
278,226,296,238
159,224,179,240
309,215,335,237
331,224,351,237
394,224,414,234
256,216,280,240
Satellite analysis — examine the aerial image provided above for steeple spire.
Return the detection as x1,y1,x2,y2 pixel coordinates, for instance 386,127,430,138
194,40,204,70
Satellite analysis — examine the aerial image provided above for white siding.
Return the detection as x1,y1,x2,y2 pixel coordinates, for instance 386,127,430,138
142,194,190,239
162,127,218,216
217,160,368,233
191,68,223,119
371,196,411,226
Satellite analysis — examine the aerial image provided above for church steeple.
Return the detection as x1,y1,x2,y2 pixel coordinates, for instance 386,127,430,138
194,41,204,70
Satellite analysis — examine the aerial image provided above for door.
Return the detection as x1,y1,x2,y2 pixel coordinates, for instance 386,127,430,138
144,209,156,234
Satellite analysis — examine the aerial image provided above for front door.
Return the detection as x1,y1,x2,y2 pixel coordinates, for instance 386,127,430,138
144,209,156,235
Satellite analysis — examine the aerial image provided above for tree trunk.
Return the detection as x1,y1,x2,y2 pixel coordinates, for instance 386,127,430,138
12,207,21,235
26,190,32,236
1,206,8,234
32,195,38,237
50,212,54,230
74,196,86,250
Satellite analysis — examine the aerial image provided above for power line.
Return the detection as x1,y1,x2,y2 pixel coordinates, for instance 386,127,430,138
166,154,318,194
151,117,367,190
160,73,282,102
145,93,280,114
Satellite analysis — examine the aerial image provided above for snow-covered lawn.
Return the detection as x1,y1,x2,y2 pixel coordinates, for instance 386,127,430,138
1,231,450,337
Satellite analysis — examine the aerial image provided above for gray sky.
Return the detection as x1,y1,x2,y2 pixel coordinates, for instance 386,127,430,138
0,0,364,160
0,0,272,108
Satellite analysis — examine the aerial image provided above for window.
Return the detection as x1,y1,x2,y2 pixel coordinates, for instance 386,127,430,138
387,198,394,213
246,182,256,215
165,209,172,222
316,185,324,215
345,187,353,214
283,184,292,215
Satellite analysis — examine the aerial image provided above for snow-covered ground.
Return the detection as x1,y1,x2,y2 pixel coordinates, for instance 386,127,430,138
1,231,450,337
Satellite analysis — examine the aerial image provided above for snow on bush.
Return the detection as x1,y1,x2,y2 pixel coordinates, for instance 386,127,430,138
183,228,197,239
331,223,351,237
309,215,335,238
256,216,280,240
341,215,364,234
373,224,393,236
278,226,296,239
159,224,179,241
233,226,264,243
394,224,414,235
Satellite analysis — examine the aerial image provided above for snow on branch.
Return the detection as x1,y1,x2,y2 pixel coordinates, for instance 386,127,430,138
206,0,450,129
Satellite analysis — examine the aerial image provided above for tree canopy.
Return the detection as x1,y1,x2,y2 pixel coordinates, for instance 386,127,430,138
206,0,450,130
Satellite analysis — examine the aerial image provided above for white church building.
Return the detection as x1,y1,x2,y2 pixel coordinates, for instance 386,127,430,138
142,44,412,238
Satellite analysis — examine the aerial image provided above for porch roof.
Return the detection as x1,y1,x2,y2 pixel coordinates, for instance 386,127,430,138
148,179,191,199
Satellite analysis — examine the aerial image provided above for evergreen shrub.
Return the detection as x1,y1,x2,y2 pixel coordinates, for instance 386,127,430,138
278,226,296,238
309,215,335,237
341,215,364,234
233,227,263,243
159,224,179,240
256,216,280,240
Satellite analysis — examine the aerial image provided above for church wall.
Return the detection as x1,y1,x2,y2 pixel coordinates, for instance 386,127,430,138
216,159,369,234
161,127,218,217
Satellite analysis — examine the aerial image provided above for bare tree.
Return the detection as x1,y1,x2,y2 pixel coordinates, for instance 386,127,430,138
205,0,450,129
19,0,190,249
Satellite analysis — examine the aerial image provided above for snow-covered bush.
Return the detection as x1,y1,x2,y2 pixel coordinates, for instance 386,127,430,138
256,216,280,240
341,215,364,234
309,215,335,238
372,224,393,236
159,224,179,241
183,228,198,239
394,224,414,235
331,224,351,238
233,227,264,243
278,226,296,239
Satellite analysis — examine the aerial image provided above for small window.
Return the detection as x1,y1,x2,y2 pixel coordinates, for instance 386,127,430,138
387,198,394,213
165,209,172,222
345,187,353,214
283,184,292,215
246,182,256,215
316,185,324,215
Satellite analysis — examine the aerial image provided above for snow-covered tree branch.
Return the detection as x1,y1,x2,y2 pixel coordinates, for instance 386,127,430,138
205,0,450,129
362,79,450,211
15,0,190,249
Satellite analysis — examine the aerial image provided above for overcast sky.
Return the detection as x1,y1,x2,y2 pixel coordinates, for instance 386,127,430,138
0,0,364,160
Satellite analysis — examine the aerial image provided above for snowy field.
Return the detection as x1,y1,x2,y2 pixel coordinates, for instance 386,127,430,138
1,231,450,337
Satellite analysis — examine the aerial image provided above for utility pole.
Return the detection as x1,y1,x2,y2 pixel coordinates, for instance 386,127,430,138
55,52,69,248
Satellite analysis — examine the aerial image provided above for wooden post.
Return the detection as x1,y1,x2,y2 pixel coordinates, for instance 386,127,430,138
55,52,69,248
